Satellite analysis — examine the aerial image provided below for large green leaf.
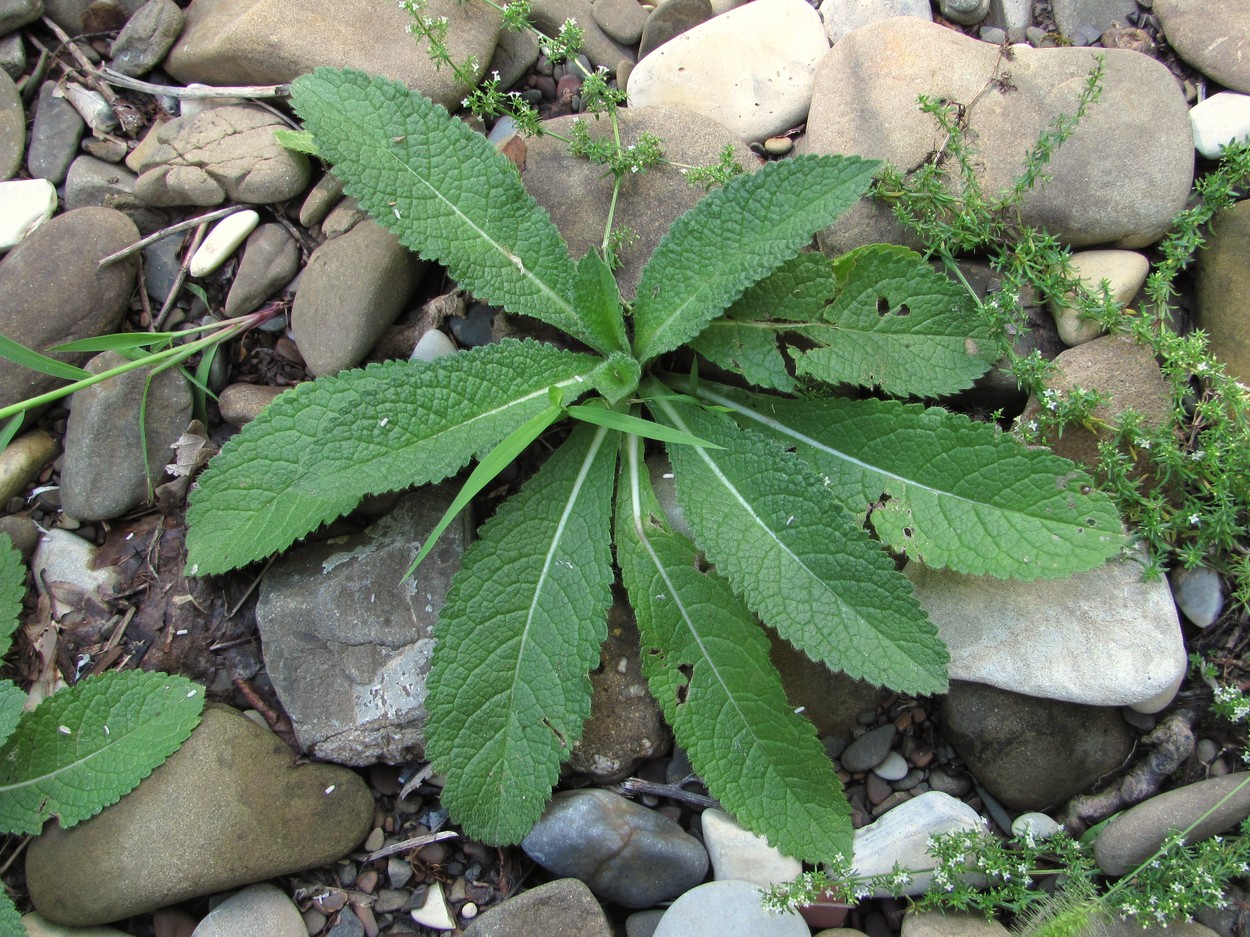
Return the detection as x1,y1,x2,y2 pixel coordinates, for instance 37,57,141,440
649,393,947,695
185,340,606,575
0,534,24,659
0,671,204,834
291,69,615,355
630,155,879,365
0,681,24,751
0,892,20,937
697,384,1125,580
425,423,618,844
615,433,852,863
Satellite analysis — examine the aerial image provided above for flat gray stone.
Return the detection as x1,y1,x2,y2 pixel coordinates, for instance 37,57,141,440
223,222,299,316
1051,0,1137,39
63,154,141,213
850,791,985,895
109,0,184,77
638,0,712,60
190,884,305,937
818,0,931,45
27,82,85,184
462,879,612,937
0,69,21,180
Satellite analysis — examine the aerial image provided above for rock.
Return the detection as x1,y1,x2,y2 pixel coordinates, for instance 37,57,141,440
298,173,345,227
628,0,828,142
0,0,42,34
409,328,457,363
626,910,666,937
62,83,116,134
188,209,259,276
592,0,648,45
20,913,129,937
0,69,21,180
819,0,931,45
487,24,540,90
223,222,299,316
1050,0,1137,39
190,884,305,937
805,18,1193,253
59,351,192,521
0,178,57,251
940,681,1134,811
165,0,500,110
131,104,310,206
1191,92,1250,161
1094,773,1250,875
850,791,985,895
528,0,636,71
462,879,612,937
1155,0,1250,95
768,628,886,739
0,33,25,79
938,0,989,27
841,725,898,772
1195,198,1250,384
1049,250,1149,346
901,911,1011,937
874,752,909,782
291,219,425,376
905,550,1185,712
411,881,456,931
27,81,85,184
1011,812,1062,839
42,0,141,32
638,0,712,59
26,706,373,926
64,155,142,214
1101,920,1221,937
0,515,39,559
31,528,118,600
521,788,709,908
567,603,669,782
1170,565,1224,628
653,880,810,936
108,0,184,76
0,207,139,411
256,488,468,765
701,808,802,887
0,429,58,505
521,107,753,299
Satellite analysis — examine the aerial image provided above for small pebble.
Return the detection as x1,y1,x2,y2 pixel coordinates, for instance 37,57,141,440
461,901,478,920
410,881,455,931
410,329,457,362
1011,811,1061,839
1171,565,1226,628
979,25,1007,44
1196,738,1220,764
873,751,910,782
363,827,385,852
189,209,260,277
0,178,57,251
763,135,793,156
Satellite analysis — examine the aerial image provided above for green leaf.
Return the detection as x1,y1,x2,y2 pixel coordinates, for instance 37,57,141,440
0,535,24,659
788,244,996,397
615,433,852,863
425,423,618,844
630,155,879,365
274,127,319,155
0,335,90,381
565,405,722,449
0,681,25,751
648,392,947,695
0,671,205,834
0,891,21,937
698,384,1126,579
572,250,629,356
185,339,605,575
291,69,606,353
51,333,175,354
0,416,21,454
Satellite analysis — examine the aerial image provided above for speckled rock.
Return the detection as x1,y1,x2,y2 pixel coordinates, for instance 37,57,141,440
462,879,612,937
1155,0,1250,94
109,0,184,76
1195,198,1250,385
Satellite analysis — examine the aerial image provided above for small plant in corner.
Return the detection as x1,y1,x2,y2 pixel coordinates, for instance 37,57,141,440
183,68,1124,864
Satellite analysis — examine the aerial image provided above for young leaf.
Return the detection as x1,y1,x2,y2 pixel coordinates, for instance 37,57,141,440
788,244,996,397
185,340,606,575
290,69,608,354
615,433,852,863
0,534,24,658
0,671,204,834
697,385,1126,580
572,250,629,356
0,335,90,381
648,392,947,695
274,127,319,155
630,154,879,365
425,423,618,844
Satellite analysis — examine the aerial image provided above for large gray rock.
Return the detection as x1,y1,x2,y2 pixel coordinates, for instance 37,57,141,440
804,17,1193,252
130,104,310,207
1051,0,1137,40
60,351,192,521
940,681,1134,811
290,218,424,376
1155,0,1250,95
654,880,810,937
0,70,21,180
0,208,138,412
850,791,985,895
108,0,184,77
27,81,85,184
1195,198,1250,385
255,488,468,765
818,0,931,46
0,0,43,35
165,0,501,111
462,879,613,937
26,706,373,926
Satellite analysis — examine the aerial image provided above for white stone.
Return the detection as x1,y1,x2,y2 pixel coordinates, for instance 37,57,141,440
701,808,802,888
654,880,809,937
819,0,932,45
32,528,119,599
62,83,118,133
1048,249,1149,346
627,0,830,142
0,178,57,252
1190,91,1250,160
1010,812,1061,839
189,209,260,277
904,551,1187,712
850,791,986,895
411,881,456,931
410,328,457,362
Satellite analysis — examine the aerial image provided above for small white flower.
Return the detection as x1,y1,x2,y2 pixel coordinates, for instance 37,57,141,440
1188,513,1201,526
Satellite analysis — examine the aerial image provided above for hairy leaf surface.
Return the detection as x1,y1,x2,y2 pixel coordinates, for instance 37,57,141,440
291,69,611,353
0,681,24,751
650,396,947,694
0,672,204,834
425,423,617,844
615,435,852,862
630,155,878,365
789,245,995,397
185,340,605,575
697,384,1125,579
0,534,24,659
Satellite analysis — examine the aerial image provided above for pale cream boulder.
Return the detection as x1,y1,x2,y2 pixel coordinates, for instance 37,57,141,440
1048,249,1149,346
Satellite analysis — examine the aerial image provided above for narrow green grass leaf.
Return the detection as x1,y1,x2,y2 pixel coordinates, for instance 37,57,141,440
0,416,20,454
565,405,722,449
52,333,175,353
615,434,852,863
185,340,606,575
0,335,90,381
0,671,204,834
290,69,604,352
425,423,618,844
648,393,947,695
630,155,878,365
698,384,1126,580
0,534,24,658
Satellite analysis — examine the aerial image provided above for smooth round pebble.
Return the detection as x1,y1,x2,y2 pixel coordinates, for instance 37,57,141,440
1171,565,1225,628
189,209,260,277
189,883,305,937
1010,812,1061,839
410,328,458,362
841,724,897,772
872,751,910,782
0,178,58,252
0,429,58,505
763,135,793,156
653,880,809,937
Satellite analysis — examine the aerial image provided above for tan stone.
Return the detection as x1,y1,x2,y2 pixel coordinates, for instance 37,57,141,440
1049,250,1150,346
1195,199,1250,385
